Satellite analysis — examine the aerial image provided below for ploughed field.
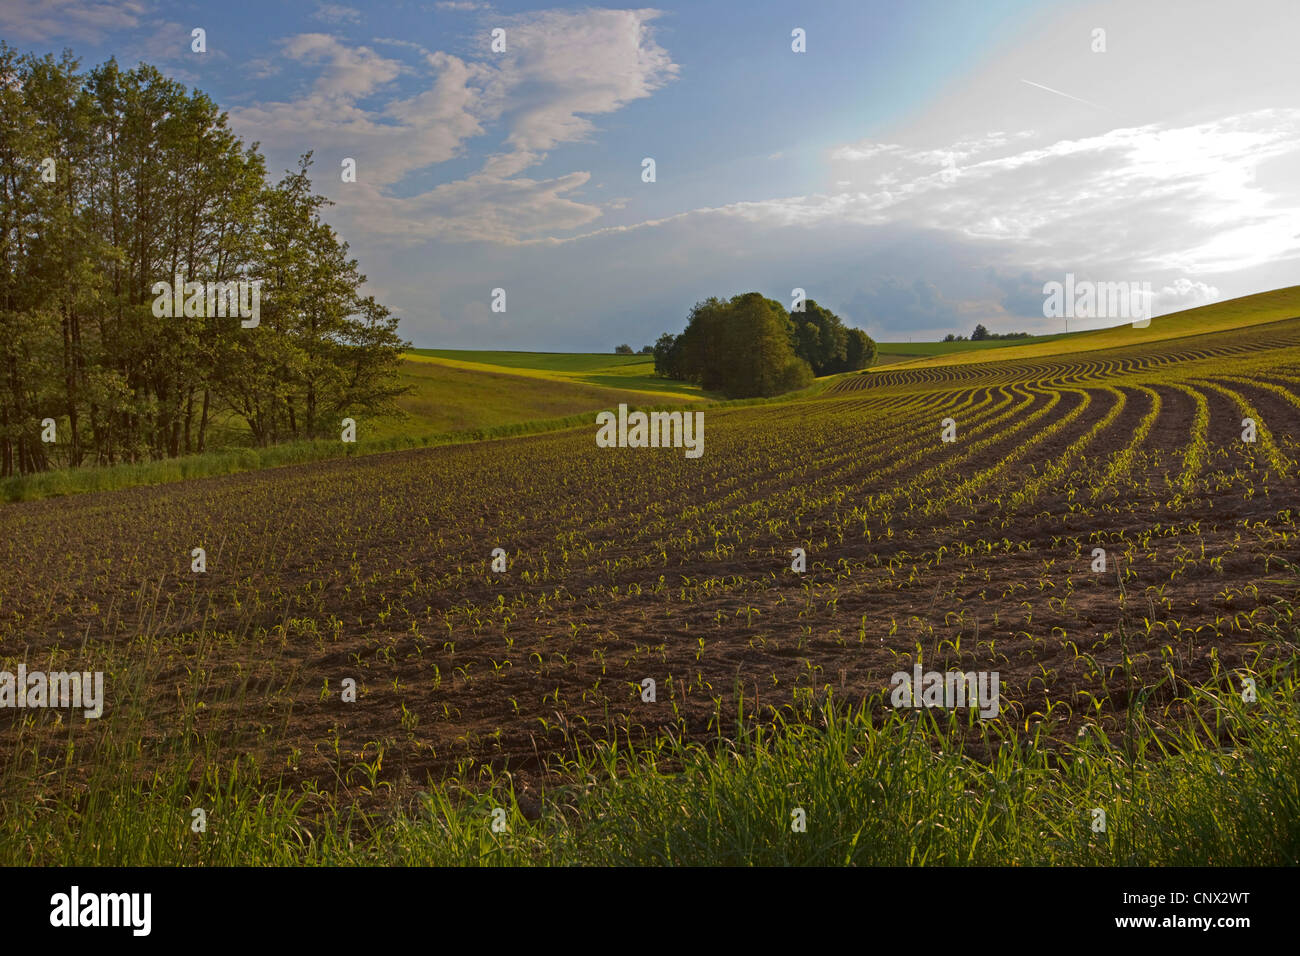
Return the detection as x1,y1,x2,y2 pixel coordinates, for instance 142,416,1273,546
3,316,1300,802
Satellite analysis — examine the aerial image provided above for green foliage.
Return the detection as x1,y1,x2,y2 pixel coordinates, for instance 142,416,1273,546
790,299,843,374
788,299,876,375
0,44,407,477
845,327,876,368
653,331,683,379
654,295,875,393
955,324,1029,343
668,293,813,398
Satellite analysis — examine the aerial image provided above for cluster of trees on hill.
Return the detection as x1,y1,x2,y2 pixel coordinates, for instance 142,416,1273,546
0,45,408,477
614,344,654,355
943,324,1031,342
653,293,875,398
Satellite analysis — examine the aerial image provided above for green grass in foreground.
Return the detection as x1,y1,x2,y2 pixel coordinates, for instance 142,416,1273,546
3,633,1297,865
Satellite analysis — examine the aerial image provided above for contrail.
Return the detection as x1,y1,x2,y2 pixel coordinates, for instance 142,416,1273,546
1020,78,1106,110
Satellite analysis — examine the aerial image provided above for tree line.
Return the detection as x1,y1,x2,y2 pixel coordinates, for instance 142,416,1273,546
943,323,1031,342
652,293,876,398
0,45,408,477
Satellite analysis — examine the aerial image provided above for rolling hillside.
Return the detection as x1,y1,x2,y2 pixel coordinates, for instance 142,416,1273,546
869,287,1300,372
406,349,707,400
5,281,1300,865
374,352,705,441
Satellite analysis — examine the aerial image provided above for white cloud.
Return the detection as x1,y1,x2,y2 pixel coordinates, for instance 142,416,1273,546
372,37,434,57
233,8,676,243
244,57,281,80
342,170,602,243
313,4,361,25
231,36,472,186
208,0,1300,345
711,110,1300,277
480,9,678,163
0,0,145,44
280,33,403,100
1154,278,1221,312
397,103,1298,342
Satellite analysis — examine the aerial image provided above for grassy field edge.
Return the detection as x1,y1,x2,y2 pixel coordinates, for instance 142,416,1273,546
4,637,1296,866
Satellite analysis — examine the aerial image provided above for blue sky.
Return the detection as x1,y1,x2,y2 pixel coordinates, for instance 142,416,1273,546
5,0,1300,348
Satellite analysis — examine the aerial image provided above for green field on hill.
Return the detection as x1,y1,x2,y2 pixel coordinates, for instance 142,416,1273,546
871,331,1079,366
367,354,704,442
402,349,709,402
409,349,649,372
880,287,1300,371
